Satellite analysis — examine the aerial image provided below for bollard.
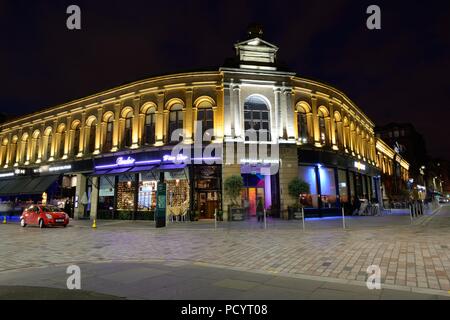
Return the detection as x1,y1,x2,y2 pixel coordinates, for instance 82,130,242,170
409,203,413,223
214,209,217,230
2,216,6,224
264,209,267,230
301,207,305,231
341,207,346,230
91,219,97,229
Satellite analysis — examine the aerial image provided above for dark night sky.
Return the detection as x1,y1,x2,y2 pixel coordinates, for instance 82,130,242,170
0,0,449,158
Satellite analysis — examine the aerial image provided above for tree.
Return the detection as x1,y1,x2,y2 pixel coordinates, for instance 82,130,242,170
288,178,310,209
224,175,244,207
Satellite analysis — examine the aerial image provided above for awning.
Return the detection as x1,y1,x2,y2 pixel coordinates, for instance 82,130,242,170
0,175,59,196
128,165,156,173
107,167,132,175
158,164,186,171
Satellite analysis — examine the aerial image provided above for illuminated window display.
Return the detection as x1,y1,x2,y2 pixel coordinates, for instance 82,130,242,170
165,169,189,207
138,172,157,211
338,169,348,203
298,166,318,208
319,167,337,207
117,174,135,211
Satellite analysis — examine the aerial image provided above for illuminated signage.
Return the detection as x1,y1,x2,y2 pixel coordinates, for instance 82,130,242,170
49,165,72,172
354,161,366,171
116,157,136,166
163,154,188,162
0,172,14,178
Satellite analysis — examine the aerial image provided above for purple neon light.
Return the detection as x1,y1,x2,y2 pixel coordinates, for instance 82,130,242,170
95,156,221,169
135,160,161,165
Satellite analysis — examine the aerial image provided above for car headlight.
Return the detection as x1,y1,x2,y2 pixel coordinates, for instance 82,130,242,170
45,214,53,219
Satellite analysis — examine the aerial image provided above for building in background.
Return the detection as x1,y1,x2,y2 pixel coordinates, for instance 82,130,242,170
0,27,410,220
376,122,448,201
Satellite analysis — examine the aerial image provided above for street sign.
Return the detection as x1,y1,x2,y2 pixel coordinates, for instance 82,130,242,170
155,183,167,228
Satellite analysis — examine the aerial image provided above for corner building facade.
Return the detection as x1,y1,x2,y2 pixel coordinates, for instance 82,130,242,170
0,31,409,220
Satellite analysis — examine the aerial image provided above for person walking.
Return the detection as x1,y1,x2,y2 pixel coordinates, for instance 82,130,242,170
256,198,264,222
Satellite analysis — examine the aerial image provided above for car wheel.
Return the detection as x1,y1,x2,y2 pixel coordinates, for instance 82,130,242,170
63,224,67,228
20,219,27,227
39,219,45,229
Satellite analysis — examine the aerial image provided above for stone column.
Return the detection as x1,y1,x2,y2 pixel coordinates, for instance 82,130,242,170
63,116,71,159
311,95,321,147
111,103,121,151
215,85,224,142
233,85,242,139
74,173,87,220
48,120,58,161
155,91,165,145
284,87,295,140
131,96,140,149
223,81,233,139
184,88,193,144
90,176,99,220
274,87,282,139
77,112,86,157
94,108,103,154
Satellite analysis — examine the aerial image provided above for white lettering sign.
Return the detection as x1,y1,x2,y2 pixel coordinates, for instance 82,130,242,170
116,157,135,166
354,161,366,171
163,154,188,162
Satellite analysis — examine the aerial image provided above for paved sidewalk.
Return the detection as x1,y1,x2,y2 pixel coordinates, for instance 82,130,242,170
0,261,448,300
0,205,449,298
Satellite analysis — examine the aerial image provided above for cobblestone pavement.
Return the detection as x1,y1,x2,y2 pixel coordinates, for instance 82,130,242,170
0,205,449,296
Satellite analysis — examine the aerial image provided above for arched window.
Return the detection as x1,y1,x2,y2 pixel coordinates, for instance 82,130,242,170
59,129,66,159
47,132,53,160
297,108,308,143
73,124,81,156
10,137,18,164
334,112,342,148
168,104,184,143
103,116,113,152
244,95,270,141
144,109,156,145
21,135,29,164
0,139,8,167
124,112,133,148
318,110,327,145
88,122,96,154
32,131,40,162
196,101,214,141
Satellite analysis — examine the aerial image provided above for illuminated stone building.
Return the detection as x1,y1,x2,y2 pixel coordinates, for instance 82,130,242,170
0,29,409,220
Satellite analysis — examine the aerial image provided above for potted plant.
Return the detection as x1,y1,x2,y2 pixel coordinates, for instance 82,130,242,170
224,175,244,221
288,178,310,220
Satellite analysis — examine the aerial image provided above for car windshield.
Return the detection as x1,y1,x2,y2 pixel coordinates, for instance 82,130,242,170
41,206,60,212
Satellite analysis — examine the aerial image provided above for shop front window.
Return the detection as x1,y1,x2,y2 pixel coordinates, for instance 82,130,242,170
98,176,115,219
165,169,189,208
117,174,135,211
338,169,348,203
138,172,157,211
298,166,318,208
319,167,337,208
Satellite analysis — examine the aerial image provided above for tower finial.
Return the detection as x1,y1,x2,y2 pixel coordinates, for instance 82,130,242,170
247,23,263,39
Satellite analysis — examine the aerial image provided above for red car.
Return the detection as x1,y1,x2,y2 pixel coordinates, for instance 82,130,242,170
20,205,69,228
